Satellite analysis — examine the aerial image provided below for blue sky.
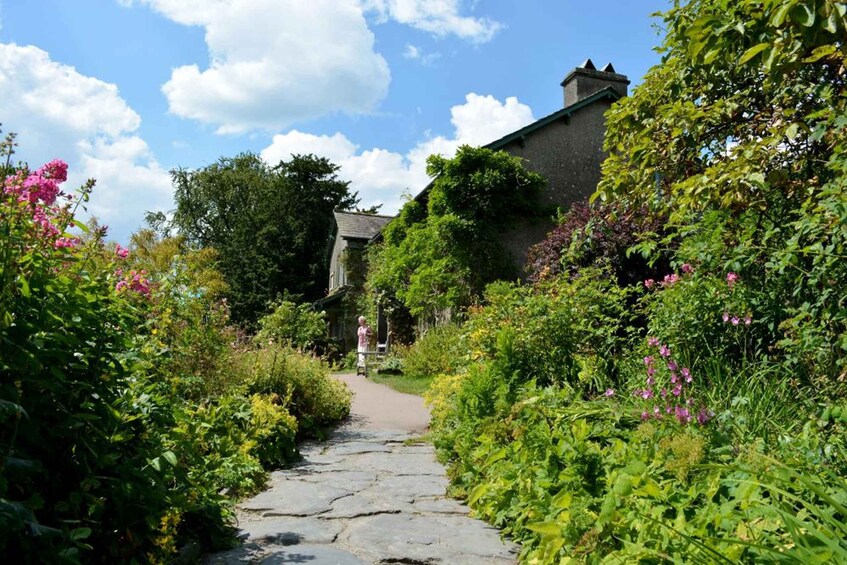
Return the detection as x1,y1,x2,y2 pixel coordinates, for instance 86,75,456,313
0,0,669,242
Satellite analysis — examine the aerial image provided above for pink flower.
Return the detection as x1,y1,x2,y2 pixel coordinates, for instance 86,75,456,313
667,360,678,372
648,337,660,347
681,263,694,274
660,388,668,398
744,315,752,326
604,388,615,397
681,367,692,382
116,280,128,292
644,279,655,289
662,274,681,286
644,355,654,366
40,159,68,182
731,316,740,326
659,344,671,357
647,366,656,377
641,411,650,421
722,312,730,323
646,376,655,386
653,406,662,418
675,406,691,424
670,374,678,384
115,244,129,259
672,384,683,396
697,409,714,425
641,389,654,400
726,272,739,288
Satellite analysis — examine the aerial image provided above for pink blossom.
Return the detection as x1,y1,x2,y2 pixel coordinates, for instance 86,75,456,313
722,312,730,323
644,279,655,289
653,406,662,418
697,409,713,425
659,344,671,357
660,388,668,398
675,406,691,424
672,384,683,397
644,355,654,366
115,244,129,259
641,389,654,400
662,273,681,286
744,315,752,326
648,337,660,347
731,316,740,326
726,272,739,288
670,374,678,384
54,237,78,249
647,366,656,377
681,263,694,274
646,376,655,386
667,360,678,372
604,388,615,397
641,411,650,421
681,367,692,383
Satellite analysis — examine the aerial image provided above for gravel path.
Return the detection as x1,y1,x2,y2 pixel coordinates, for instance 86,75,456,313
205,373,518,564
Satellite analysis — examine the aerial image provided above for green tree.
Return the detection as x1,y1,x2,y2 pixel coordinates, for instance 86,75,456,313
367,145,545,323
171,153,357,326
597,0,847,381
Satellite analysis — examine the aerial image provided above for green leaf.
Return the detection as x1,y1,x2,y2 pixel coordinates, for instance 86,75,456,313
149,457,161,472
162,450,178,467
526,521,562,537
69,527,92,541
467,483,489,506
739,43,770,64
771,2,795,27
790,2,816,27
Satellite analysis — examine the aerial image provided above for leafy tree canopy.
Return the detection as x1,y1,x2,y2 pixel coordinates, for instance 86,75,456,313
171,152,357,326
367,145,545,322
597,0,847,379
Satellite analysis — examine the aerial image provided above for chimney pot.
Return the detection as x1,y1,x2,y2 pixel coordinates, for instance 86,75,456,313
561,60,630,107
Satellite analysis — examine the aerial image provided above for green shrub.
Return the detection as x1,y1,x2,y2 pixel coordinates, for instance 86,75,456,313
255,300,328,352
402,323,466,378
243,345,351,437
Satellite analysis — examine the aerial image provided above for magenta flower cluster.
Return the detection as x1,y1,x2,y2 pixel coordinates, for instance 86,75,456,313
115,269,151,297
3,159,78,248
644,263,695,290
634,339,712,426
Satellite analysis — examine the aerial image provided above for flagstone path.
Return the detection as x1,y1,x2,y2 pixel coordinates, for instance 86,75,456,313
204,373,518,564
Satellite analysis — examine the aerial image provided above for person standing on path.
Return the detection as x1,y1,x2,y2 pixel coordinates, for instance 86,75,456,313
357,316,373,374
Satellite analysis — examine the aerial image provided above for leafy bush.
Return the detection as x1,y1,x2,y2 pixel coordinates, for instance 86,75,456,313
0,141,352,561
525,200,669,286
243,345,351,437
401,323,466,379
464,269,635,392
256,300,328,352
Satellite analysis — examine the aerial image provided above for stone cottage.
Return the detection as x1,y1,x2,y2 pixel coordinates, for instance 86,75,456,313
319,210,393,353
323,60,629,352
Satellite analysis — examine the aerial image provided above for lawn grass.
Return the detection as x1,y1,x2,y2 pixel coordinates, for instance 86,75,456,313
368,372,435,396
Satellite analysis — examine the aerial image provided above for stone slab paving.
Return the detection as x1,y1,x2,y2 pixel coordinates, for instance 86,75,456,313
205,375,518,564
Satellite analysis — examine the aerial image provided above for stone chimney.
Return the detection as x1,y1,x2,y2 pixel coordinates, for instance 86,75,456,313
561,59,630,107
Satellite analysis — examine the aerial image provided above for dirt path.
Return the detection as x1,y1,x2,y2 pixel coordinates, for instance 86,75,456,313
205,372,517,564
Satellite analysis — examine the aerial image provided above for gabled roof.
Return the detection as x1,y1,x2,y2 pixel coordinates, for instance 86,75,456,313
369,86,622,244
484,86,621,150
334,210,393,240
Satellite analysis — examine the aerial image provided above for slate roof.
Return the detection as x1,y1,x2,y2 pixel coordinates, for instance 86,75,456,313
334,211,394,240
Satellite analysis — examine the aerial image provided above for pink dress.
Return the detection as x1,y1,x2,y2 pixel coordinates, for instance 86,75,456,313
357,325,371,367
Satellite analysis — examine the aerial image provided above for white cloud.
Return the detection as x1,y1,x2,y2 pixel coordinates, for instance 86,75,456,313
0,43,172,242
365,0,502,43
124,0,391,134
261,93,534,214
402,43,441,66
403,43,421,59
